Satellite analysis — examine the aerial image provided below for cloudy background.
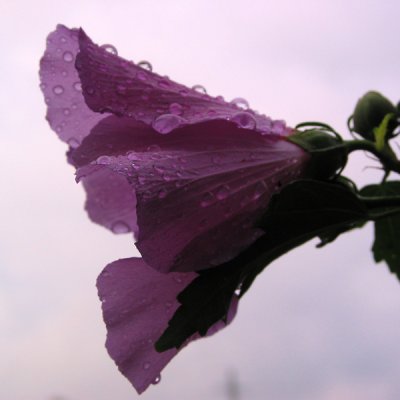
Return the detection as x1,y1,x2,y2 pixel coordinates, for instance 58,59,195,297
1,0,400,399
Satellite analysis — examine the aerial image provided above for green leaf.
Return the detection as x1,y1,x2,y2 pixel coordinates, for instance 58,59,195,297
360,182,400,279
156,180,370,352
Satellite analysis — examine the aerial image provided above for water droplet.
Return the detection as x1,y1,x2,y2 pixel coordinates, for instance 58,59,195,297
63,51,73,62
175,276,184,284
192,84,207,94
271,120,286,135
97,155,111,165
111,221,130,234
152,114,183,134
216,185,230,200
230,97,249,109
86,86,95,96
158,79,170,89
116,84,127,95
73,82,82,92
52,85,64,95
101,44,118,55
216,95,225,102
143,362,151,370
158,188,167,199
152,375,161,385
179,89,188,97
63,108,71,116
231,112,256,129
127,151,139,161
235,283,242,296
60,36,67,44
169,102,183,115
67,138,80,148
138,61,152,71
39,83,46,90
200,192,215,207
146,145,161,153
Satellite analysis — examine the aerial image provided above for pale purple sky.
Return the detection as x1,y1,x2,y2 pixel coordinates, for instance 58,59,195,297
1,1,400,399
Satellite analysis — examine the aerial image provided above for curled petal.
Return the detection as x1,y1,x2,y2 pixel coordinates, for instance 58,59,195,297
76,28,288,135
71,116,310,272
39,24,106,147
97,258,238,394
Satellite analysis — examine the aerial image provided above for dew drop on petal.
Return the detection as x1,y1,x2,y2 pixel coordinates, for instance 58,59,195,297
63,108,71,116
200,192,215,207
97,155,111,165
231,97,249,109
158,188,167,199
169,102,183,115
138,60,152,71
152,375,161,385
67,137,80,148
143,362,151,370
111,221,130,234
127,151,139,160
73,82,82,92
192,84,207,94
100,44,118,55
147,144,161,152
63,51,73,62
152,114,183,134
52,85,64,95
216,185,230,200
271,120,286,135
165,301,172,309
174,276,183,284
231,112,257,129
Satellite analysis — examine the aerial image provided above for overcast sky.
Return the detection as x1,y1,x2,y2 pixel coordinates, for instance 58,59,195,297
1,1,400,399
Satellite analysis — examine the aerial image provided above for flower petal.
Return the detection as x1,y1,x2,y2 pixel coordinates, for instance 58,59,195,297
71,116,309,272
97,257,238,394
75,28,288,135
39,25,105,147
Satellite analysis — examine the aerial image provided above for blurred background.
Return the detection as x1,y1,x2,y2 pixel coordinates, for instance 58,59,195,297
1,0,400,399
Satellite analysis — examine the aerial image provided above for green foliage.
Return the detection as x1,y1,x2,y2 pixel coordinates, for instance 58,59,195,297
361,182,400,280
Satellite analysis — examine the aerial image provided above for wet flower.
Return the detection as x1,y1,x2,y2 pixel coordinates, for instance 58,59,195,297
40,25,310,393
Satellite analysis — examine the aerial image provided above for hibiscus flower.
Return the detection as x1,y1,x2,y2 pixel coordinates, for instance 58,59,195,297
40,25,311,393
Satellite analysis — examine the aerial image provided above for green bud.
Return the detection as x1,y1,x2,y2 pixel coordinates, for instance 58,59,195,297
351,91,396,141
288,129,347,180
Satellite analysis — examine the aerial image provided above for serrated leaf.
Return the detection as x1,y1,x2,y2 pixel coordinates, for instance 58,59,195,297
156,180,370,352
360,181,400,279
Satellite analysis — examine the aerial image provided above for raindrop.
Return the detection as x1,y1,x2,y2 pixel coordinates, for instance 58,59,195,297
101,44,118,55
216,95,225,102
63,108,71,116
174,276,183,284
138,61,152,71
169,102,183,115
97,155,111,165
200,192,215,207
137,71,148,81
52,85,64,95
67,138,80,148
152,114,183,134
230,97,249,109
39,83,46,90
152,375,161,385
111,221,130,234
60,36,67,44
147,144,161,152
158,188,167,199
192,84,207,94
86,86,95,96
216,185,230,200
158,79,170,89
63,51,73,62
271,120,286,135
127,151,139,160
143,362,151,370
179,89,188,97
231,112,256,129
73,82,82,92
165,301,172,309
116,84,127,95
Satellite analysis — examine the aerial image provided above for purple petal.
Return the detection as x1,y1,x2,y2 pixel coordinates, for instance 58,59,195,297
75,28,288,135
77,164,137,235
97,258,238,394
39,25,105,147
71,116,310,272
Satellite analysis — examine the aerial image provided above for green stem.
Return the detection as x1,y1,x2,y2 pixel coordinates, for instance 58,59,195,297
345,140,400,173
359,195,400,209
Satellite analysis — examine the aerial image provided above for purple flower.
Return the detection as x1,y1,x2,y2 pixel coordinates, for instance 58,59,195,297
40,25,310,393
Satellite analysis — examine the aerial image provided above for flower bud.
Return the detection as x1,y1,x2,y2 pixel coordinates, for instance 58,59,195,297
288,129,347,180
351,91,396,141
